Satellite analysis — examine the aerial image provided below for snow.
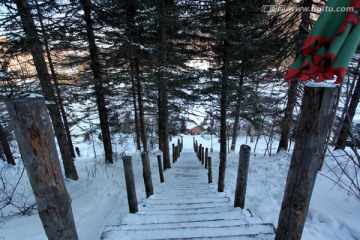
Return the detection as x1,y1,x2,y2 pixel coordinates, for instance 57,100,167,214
1,134,359,240
305,81,338,88
19,93,44,98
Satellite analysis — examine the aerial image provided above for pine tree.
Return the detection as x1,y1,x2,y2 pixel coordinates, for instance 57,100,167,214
14,0,78,180
80,0,113,163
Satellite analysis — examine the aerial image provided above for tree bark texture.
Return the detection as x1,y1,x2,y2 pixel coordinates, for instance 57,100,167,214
130,59,141,151
6,98,78,240
277,80,298,152
15,0,78,180
158,0,170,169
135,58,148,152
80,0,113,164
275,86,337,240
218,0,230,192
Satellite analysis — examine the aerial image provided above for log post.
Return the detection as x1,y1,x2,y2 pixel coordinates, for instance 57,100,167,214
205,148,208,169
172,143,175,163
208,156,212,184
198,144,202,161
122,156,138,213
157,155,164,183
195,140,198,153
276,86,338,240
201,147,205,165
181,136,183,151
177,145,180,159
234,144,251,208
6,97,79,239
174,146,178,162
141,152,154,198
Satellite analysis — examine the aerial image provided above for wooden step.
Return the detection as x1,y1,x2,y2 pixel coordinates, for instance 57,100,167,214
120,210,260,225
101,223,275,240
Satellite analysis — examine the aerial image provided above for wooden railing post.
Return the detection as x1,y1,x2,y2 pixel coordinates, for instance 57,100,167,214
201,147,205,165
181,136,183,151
172,143,175,163
141,152,154,198
177,145,180,159
6,97,79,239
208,156,212,184
198,144,202,161
175,146,178,162
276,86,338,240
234,145,251,208
157,155,164,183
122,156,138,213
205,148,208,169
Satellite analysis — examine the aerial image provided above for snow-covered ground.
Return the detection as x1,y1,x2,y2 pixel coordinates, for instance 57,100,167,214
1,133,359,240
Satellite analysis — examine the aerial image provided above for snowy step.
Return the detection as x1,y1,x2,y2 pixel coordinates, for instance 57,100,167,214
117,218,251,231
120,210,262,225
137,205,235,215
151,190,226,198
141,201,230,210
101,223,275,240
154,191,221,197
144,196,230,205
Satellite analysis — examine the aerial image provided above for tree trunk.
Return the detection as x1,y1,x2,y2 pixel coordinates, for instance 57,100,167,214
277,80,298,152
158,88,163,152
0,123,15,165
35,0,76,159
230,69,244,151
335,72,360,149
218,0,230,192
135,58,148,152
80,0,113,163
276,86,337,240
15,0,78,180
130,59,141,151
158,0,171,169
6,98,78,240
277,0,313,152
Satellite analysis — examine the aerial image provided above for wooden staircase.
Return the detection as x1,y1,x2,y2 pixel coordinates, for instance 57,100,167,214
101,152,275,240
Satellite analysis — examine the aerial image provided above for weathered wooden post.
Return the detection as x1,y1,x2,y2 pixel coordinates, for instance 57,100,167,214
157,155,164,183
176,145,180,159
276,86,337,240
172,143,175,163
205,148,208,169
141,152,154,198
181,136,183,151
195,140,198,154
201,146,205,165
122,156,138,213
208,156,212,184
174,145,178,162
198,144,202,161
6,97,79,239
234,145,251,208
